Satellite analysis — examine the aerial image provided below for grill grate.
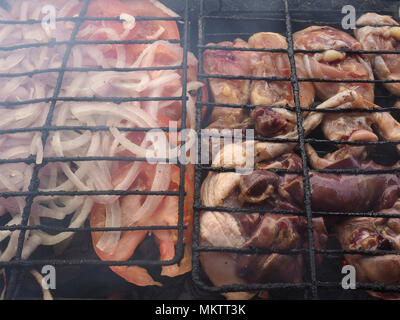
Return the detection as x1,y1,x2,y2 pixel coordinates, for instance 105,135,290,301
2,0,400,300
192,0,400,299
0,0,191,299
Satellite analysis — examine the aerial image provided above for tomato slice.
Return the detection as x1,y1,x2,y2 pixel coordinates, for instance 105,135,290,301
77,0,139,62
122,0,180,62
122,0,180,40
84,0,139,39
90,163,194,286
85,0,195,286
62,0,181,65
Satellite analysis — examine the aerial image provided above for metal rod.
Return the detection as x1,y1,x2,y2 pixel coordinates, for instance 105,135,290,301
284,0,318,299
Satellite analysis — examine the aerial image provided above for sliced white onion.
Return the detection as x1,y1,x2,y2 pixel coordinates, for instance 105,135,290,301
0,53,25,72
150,0,180,18
29,269,53,300
125,164,171,226
58,0,79,18
24,197,93,249
0,214,21,243
147,26,166,40
0,25,15,43
96,200,122,251
109,126,150,157
147,71,181,91
0,230,20,262
120,13,136,32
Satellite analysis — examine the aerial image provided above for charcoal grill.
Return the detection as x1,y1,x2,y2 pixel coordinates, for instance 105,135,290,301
0,0,193,300
1,0,400,300
192,0,400,300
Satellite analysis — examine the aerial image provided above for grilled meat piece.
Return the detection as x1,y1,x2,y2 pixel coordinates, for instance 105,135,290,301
294,25,378,162
321,112,378,143
336,199,400,300
203,38,256,129
202,144,400,300
248,32,314,137
207,90,389,169
249,32,315,108
311,150,400,300
294,26,374,101
286,172,394,213
303,90,400,168
235,214,306,284
200,171,258,300
252,107,288,138
253,89,379,163
203,33,315,141
283,156,400,213
355,13,400,96
236,215,327,284
199,152,327,300
305,144,369,170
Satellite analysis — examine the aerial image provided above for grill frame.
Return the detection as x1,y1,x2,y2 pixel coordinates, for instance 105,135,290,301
0,0,193,299
192,0,400,300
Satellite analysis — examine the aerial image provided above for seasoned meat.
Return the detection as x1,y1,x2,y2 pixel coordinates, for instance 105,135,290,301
252,107,288,138
294,25,377,163
254,89,379,163
294,26,374,101
336,200,400,299
304,90,400,168
283,157,400,213
248,32,314,137
355,13,400,96
249,32,314,106
203,38,256,129
199,152,327,300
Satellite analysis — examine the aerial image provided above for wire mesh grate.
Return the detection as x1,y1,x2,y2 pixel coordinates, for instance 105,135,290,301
0,0,191,299
192,0,400,300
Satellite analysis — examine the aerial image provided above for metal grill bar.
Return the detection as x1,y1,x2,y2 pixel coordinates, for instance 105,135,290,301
0,96,183,107
191,0,205,290
0,156,185,165
0,258,187,268
0,15,183,25
0,224,186,233
198,73,400,83
198,100,400,113
283,0,318,299
195,246,400,257
0,66,185,78
0,39,182,52
193,205,400,219
197,45,400,55
174,0,190,265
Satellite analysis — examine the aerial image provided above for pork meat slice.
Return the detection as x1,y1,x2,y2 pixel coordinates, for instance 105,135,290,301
302,90,400,169
336,199,400,300
294,26,374,101
282,157,400,213
199,152,327,299
294,25,378,161
203,38,256,129
248,32,315,138
355,13,400,96
249,32,315,109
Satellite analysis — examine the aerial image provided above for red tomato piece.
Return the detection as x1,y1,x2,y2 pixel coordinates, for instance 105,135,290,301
90,163,194,286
